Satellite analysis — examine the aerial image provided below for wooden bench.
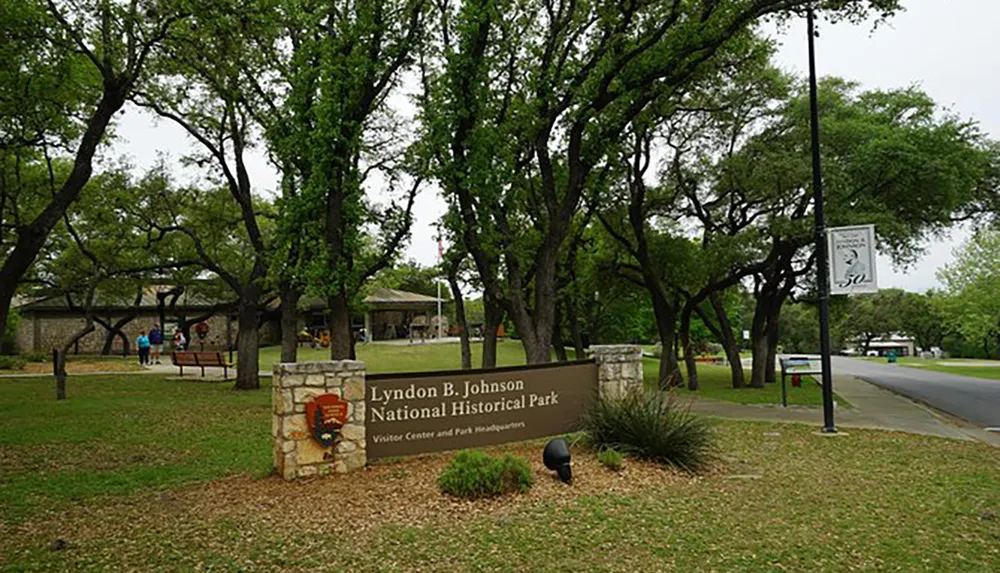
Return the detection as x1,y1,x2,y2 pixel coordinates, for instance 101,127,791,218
171,351,233,379
778,356,823,407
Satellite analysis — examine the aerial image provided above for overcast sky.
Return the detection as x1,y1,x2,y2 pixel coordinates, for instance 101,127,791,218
109,0,999,293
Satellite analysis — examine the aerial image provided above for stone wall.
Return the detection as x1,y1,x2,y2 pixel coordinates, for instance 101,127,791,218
272,361,367,480
590,345,645,397
15,311,233,354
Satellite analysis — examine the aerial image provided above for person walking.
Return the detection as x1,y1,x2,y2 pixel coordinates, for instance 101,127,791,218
149,323,164,364
136,331,151,367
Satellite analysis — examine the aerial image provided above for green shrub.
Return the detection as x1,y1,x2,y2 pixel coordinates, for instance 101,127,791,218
2,307,19,350
582,390,714,472
438,450,534,499
22,351,48,363
0,356,27,370
597,447,624,471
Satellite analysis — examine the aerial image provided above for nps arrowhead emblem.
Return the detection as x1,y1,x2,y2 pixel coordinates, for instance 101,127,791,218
305,394,349,448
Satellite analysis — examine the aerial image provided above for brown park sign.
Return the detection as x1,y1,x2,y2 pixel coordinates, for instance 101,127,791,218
365,360,598,460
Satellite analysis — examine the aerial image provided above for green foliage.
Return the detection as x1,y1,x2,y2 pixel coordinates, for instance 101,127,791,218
597,447,624,472
937,229,1000,359
437,450,533,499
261,0,425,307
895,291,949,352
21,351,48,363
779,302,820,354
370,260,445,299
839,289,906,350
582,390,714,472
2,306,20,350
0,355,27,370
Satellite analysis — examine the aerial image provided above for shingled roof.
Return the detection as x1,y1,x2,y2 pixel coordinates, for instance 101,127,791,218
289,287,442,312
363,287,441,304
14,286,227,312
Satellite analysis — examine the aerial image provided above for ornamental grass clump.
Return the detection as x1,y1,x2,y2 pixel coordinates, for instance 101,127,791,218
597,447,624,472
438,450,534,499
582,390,714,472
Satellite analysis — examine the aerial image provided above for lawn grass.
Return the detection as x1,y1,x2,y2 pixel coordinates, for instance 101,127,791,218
0,355,825,524
0,375,272,523
917,365,1000,380
258,340,572,374
858,356,1000,380
0,371,997,571
642,359,833,407
262,343,824,407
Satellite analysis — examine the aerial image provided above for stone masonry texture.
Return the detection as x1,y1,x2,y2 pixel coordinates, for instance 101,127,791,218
590,345,644,398
272,360,367,480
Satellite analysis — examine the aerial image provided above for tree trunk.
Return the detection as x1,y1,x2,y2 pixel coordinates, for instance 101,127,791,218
863,334,875,354
54,311,97,400
233,287,261,390
99,323,119,355
54,349,66,400
765,304,781,384
508,295,550,364
447,264,472,370
0,89,124,353
650,288,681,389
706,293,745,389
749,333,770,389
280,286,301,363
99,322,131,356
552,302,568,361
98,313,139,356
506,236,562,365
749,293,770,389
567,294,586,360
482,296,504,368
328,290,352,360
680,302,698,391
98,286,143,356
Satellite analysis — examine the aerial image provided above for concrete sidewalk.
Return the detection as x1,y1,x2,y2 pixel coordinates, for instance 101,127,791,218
688,375,991,444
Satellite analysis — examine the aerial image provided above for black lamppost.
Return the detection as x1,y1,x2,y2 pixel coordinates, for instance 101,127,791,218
807,6,837,433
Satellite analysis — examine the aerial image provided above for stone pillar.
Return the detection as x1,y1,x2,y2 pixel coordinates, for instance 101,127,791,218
272,361,367,480
590,345,644,397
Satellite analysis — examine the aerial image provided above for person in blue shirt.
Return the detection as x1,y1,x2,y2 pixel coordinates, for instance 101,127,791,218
148,323,164,364
136,331,151,366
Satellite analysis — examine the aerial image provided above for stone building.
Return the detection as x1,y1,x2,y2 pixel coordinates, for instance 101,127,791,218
13,287,252,355
294,287,444,341
13,286,441,354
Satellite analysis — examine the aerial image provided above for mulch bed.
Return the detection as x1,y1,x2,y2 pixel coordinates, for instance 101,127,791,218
2,441,716,551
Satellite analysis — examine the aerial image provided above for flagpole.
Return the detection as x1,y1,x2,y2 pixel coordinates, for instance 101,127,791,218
437,228,443,340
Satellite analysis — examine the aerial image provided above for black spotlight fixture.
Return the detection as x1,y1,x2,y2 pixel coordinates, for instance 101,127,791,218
543,438,572,484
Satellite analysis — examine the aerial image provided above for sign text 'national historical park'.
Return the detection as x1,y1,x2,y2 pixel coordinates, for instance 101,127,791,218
365,361,598,459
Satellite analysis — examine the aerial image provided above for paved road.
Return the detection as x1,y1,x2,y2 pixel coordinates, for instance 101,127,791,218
831,356,1000,429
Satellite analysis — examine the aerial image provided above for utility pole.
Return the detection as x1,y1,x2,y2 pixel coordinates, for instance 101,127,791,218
807,5,837,433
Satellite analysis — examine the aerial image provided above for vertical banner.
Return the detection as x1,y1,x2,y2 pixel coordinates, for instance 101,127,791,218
827,224,878,295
